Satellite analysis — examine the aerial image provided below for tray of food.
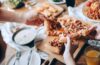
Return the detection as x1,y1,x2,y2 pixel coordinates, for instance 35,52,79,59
82,0,100,22
36,15,96,63
35,2,64,20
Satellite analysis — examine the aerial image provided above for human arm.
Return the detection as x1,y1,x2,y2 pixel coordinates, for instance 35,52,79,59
63,36,75,65
0,9,25,22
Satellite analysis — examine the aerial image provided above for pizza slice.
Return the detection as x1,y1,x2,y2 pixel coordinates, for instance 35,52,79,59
35,3,64,20
57,15,96,39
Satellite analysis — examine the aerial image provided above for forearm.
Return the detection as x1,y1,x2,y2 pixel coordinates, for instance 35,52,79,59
0,9,25,22
64,53,75,65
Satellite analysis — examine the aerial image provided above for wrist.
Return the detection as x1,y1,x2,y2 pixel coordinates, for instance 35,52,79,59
64,53,75,65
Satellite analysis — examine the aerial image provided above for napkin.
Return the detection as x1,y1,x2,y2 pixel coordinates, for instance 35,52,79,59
7,49,41,65
0,22,47,51
68,2,100,23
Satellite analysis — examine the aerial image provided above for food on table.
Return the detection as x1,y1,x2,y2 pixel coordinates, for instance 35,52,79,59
43,15,96,54
44,19,63,36
50,37,79,48
50,37,64,48
7,0,25,9
47,21,63,36
49,35,79,54
35,3,64,20
83,0,100,21
26,15,44,26
57,15,95,38
44,15,96,38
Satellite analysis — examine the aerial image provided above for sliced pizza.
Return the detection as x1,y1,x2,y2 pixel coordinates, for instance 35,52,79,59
44,15,96,38
57,15,96,38
35,2,64,20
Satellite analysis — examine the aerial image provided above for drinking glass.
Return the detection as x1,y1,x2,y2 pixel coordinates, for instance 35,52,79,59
84,46,100,65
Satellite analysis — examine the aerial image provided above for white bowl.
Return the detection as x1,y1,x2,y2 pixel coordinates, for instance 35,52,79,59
12,27,37,45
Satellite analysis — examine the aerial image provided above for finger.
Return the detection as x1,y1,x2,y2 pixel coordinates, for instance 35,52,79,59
66,36,71,48
95,34,100,40
59,34,66,43
89,25,97,31
64,36,71,51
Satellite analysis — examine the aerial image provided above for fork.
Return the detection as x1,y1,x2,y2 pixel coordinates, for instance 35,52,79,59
13,51,21,65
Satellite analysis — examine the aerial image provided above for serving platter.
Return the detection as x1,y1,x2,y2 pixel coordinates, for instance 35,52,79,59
35,2,64,20
36,36,85,63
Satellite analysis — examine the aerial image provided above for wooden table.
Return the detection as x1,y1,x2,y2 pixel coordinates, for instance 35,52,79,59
0,0,87,65
0,33,87,65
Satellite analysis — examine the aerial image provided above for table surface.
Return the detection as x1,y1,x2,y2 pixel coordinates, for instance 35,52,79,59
0,0,88,65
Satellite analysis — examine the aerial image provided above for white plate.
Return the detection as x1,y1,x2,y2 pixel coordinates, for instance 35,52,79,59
68,2,100,23
7,50,41,65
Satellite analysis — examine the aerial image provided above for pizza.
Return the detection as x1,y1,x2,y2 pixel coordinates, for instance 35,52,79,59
48,34,80,54
26,15,44,26
35,3,64,20
43,15,96,54
57,15,96,38
83,0,100,21
44,15,96,38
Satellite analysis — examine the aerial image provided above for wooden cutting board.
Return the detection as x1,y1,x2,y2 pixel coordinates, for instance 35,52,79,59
37,36,85,63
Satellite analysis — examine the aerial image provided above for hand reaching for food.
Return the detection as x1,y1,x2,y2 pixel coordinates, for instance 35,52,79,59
95,24,100,40
87,24,100,40
63,36,75,65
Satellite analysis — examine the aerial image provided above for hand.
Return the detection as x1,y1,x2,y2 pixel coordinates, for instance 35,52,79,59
22,10,45,26
63,36,75,65
63,36,71,54
89,24,100,40
95,24,100,40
